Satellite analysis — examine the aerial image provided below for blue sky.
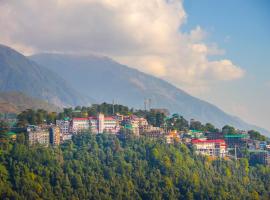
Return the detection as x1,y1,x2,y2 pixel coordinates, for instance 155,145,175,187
182,0,270,131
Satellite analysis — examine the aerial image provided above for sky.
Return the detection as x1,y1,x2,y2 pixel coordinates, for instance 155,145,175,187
0,0,269,131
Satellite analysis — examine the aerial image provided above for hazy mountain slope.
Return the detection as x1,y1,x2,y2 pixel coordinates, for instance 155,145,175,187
30,53,270,135
0,44,89,107
0,91,62,113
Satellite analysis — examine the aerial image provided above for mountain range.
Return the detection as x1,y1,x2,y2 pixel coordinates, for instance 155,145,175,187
30,53,269,135
0,44,88,107
0,91,61,113
0,44,268,135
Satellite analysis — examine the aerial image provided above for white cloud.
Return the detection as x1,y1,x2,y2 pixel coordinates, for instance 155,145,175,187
0,0,245,94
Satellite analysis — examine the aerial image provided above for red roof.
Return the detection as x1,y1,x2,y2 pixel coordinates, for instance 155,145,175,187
192,139,225,144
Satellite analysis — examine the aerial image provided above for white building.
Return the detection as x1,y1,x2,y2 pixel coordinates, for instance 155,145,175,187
72,113,119,134
27,125,49,146
71,118,90,133
192,139,227,158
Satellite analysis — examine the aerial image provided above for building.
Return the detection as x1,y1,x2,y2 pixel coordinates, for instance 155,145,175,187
121,115,148,136
71,113,119,134
205,132,224,140
165,130,180,144
27,125,49,146
188,130,205,139
71,118,90,133
49,126,60,146
224,134,248,148
192,139,227,158
249,150,270,166
140,125,164,138
56,119,71,135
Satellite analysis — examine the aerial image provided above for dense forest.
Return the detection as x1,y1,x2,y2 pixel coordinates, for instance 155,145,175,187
0,132,269,200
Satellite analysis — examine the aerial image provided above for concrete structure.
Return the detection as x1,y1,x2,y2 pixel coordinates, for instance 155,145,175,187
72,113,119,134
192,139,227,158
165,130,180,144
249,150,270,166
56,119,71,135
205,132,224,140
49,126,60,146
71,118,90,133
27,125,49,146
140,125,164,138
224,134,248,148
121,115,148,136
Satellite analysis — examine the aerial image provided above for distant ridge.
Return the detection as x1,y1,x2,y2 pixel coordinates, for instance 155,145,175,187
0,44,90,107
30,53,270,135
0,91,62,113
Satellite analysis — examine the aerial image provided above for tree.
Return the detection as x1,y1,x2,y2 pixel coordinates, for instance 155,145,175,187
222,125,236,134
248,130,266,141
0,121,9,140
204,123,219,133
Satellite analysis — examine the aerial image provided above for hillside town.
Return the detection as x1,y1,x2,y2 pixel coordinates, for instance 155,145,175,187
1,105,269,166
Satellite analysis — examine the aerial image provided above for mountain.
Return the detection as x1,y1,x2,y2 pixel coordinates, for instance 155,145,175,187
30,53,270,135
0,91,61,113
0,44,89,107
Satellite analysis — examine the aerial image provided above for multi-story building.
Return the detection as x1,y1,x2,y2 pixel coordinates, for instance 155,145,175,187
165,130,180,144
224,134,248,148
191,139,227,158
249,150,270,166
27,125,49,146
205,132,224,140
140,125,164,138
56,119,71,135
121,115,148,136
71,118,90,133
71,113,119,134
49,126,60,146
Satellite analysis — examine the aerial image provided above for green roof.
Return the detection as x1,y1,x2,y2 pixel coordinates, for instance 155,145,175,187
224,134,248,138
7,132,16,136
124,124,132,130
248,150,268,153
190,130,202,133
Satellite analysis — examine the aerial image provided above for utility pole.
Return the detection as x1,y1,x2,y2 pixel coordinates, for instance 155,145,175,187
144,99,147,111
149,98,152,110
234,145,237,160
112,99,115,115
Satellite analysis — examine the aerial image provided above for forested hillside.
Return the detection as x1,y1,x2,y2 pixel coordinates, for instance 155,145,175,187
0,92,61,113
0,133,269,200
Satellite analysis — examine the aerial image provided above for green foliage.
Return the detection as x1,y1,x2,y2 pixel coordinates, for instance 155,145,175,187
222,125,236,134
166,114,189,131
248,130,267,141
0,134,269,199
203,123,219,133
17,109,57,126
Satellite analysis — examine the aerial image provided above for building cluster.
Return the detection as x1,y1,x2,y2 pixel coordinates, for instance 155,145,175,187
176,130,270,165
24,112,270,165
27,113,165,145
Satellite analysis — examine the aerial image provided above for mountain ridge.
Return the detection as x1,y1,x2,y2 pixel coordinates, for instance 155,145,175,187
0,44,90,107
0,91,62,113
30,53,270,135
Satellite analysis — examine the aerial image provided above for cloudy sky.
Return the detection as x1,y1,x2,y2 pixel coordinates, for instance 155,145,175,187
0,0,269,131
